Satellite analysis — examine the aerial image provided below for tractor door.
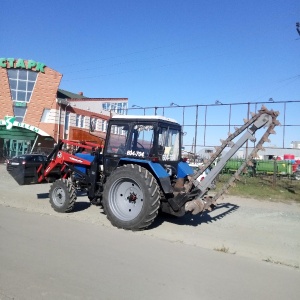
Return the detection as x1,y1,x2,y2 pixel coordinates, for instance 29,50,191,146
103,123,130,174
103,120,157,174
154,123,182,175
157,124,181,161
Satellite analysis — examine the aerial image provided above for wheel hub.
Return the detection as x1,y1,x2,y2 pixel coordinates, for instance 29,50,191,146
109,179,144,221
53,187,65,206
127,192,137,203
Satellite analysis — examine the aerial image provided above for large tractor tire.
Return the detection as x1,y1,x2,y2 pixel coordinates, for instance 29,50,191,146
49,178,77,213
103,164,161,231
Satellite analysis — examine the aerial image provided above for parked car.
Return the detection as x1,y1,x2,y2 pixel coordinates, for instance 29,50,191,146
189,162,218,190
189,163,208,181
6,154,47,185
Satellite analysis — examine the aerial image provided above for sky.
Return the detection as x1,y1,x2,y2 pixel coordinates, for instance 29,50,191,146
1,0,299,149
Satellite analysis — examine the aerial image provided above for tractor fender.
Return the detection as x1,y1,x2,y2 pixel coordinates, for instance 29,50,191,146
177,161,194,178
119,158,173,194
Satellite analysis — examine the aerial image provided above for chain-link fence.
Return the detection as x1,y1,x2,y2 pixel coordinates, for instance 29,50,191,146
128,100,300,159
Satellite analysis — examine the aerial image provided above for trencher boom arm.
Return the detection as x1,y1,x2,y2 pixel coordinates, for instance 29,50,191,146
182,106,280,215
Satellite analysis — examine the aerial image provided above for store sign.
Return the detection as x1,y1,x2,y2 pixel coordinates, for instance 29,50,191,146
4,116,15,130
0,117,49,136
14,101,27,107
0,58,46,73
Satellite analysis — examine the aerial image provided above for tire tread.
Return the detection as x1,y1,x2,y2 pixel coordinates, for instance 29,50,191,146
103,164,161,230
49,178,76,213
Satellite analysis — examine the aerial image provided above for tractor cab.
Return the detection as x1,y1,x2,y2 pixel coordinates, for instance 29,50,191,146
103,115,184,175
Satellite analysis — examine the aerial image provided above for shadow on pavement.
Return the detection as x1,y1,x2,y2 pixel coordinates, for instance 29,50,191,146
37,193,49,199
150,202,240,229
36,190,91,212
36,190,88,200
73,202,91,212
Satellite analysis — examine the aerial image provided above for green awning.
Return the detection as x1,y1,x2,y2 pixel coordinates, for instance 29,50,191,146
0,126,36,140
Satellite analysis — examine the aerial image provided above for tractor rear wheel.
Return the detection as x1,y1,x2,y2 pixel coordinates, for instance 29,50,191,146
49,178,77,212
103,164,161,230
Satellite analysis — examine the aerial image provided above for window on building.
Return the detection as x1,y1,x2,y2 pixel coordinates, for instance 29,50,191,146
111,125,117,134
76,114,81,127
8,69,37,102
90,117,96,132
96,119,107,132
13,106,27,122
41,109,50,122
80,115,85,128
65,111,70,131
96,119,102,131
102,120,107,132
117,103,123,114
102,102,127,115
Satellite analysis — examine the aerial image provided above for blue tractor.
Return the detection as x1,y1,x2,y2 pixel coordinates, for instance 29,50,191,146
39,108,280,231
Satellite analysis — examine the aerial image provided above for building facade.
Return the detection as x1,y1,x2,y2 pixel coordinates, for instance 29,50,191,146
0,58,128,160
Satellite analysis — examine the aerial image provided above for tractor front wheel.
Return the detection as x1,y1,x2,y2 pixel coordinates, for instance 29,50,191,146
103,164,161,230
49,178,77,212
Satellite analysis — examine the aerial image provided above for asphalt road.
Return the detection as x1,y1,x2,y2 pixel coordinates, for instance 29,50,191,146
0,165,300,299
1,205,300,300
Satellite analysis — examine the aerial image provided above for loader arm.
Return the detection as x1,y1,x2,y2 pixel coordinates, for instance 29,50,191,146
37,139,103,183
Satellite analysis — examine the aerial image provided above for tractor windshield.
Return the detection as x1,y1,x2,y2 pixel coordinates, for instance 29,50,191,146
105,120,181,162
128,124,154,158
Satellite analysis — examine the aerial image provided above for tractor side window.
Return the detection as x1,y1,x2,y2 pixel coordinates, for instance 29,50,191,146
127,125,154,158
158,127,180,161
106,124,129,154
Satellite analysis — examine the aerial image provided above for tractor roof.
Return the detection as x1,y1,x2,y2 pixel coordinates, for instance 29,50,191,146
111,115,179,125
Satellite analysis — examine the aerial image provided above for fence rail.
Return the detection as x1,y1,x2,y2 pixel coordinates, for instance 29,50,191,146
127,100,300,158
